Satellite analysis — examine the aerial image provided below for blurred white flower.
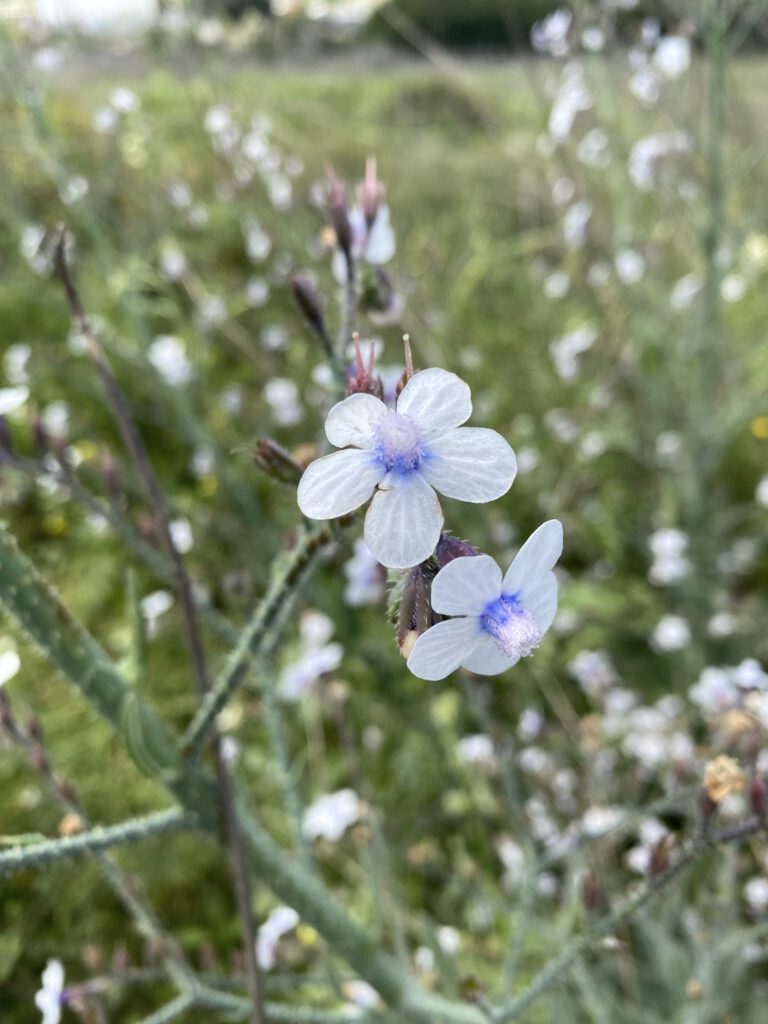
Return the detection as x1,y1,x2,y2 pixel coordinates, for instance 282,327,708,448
159,242,187,281
0,649,21,687
60,176,88,205
436,926,462,955
651,614,691,652
332,204,395,284
93,106,118,133
256,906,299,969
148,335,193,386
721,273,747,303
614,248,645,284
756,475,768,509
264,378,302,428
689,666,738,713
548,62,592,141
169,518,194,555
543,270,570,299
629,132,691,191
562,200,592,249
279,611,342,702
568,649,617,696
35,959,65,1024
261,324,289,352
167,181,192,209
298,369,517,569
577,129,609,169
531,9,572,57
457,734,495,767
196,294,226,328
110,87,139,113
582,805,622,837
342,980,379,1008
648,528,690,585
407,521,562,680
549,325,597,381
302,789,362,842
245,276,269,307
140,590,174,636
745,878,768,915
244,220,272,263
653,35,691,80
0,386,29,416
670,273,703,311
343,539,383,607
581,27,606,53
629,66,661,106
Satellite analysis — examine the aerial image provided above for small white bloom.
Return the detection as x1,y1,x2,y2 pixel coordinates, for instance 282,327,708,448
302,789,362,842
110,87,139,113
653,35,691,80
148,335,193,387
0,649,21,687
0,386,29,416
407,521,562,680
265,378,302,427
456,734,495,767
651,614,691,652
343,539,383,607
93,106,118,133
35,959,65,1024
615,248,645,284
332,203,395,284
670,273,702,311
342,979,379,1008
745,877,768,915
582,805,622,837
297,368,517,569
256,906,299,969
436,926,462,955
755,475,768,509
169,518,194,554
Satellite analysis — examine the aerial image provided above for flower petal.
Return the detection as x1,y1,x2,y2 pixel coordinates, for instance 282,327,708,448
364,472,442,568
396,368,472,439
421,427,517,502
503,520,564,593
431,554,502,616
325,393,386,449
462,635,518,676
297,449,383,520
520,573,558,633
407,617,481,681
364,204,396,264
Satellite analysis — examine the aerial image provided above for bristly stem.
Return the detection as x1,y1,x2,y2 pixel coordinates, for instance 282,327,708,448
491,816,768,1023
0,808,193,877
53,230,266,1024
181,522,332,755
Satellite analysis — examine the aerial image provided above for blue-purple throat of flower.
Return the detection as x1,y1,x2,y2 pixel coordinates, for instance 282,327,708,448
372,410,427,475
481,594,542,659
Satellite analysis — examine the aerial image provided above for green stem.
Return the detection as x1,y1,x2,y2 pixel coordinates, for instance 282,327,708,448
0,808,193,877
491,817,768,1023
137,994,195,1024
181,522,332,755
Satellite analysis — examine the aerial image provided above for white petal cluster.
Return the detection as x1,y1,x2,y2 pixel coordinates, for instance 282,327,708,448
332,203,395,284
35,960,65,1024
297,368,517,569
407,521,562,680
302,788,363,842
256,906,299,970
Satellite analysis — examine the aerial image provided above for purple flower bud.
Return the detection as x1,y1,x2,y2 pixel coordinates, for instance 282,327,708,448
290,272,325,336
253,437,303,486
750,776,768,818
395,562,440,658
357,156,385,228
435,534,481,567
346,333,384,400
326,164,353,264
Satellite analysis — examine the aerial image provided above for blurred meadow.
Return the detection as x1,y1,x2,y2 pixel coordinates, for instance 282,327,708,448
2,3,768,1023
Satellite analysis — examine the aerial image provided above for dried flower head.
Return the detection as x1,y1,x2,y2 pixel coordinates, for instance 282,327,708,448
703,755,745,804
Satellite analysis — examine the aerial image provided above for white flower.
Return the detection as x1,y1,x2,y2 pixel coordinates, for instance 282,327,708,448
302,789,362,842
755,475,768,509
256,906,299,969
407,520,562,680
0,386,29,416
148,335,193,387
297,368,517,569
651,614,691,652
332,203,395,284
343,539,383,607
615,248,645,284
279,611,342,702
456,734,495,766
0,649,21,687
35,959,65,1024
110,87,139,113
342,980,379,1008
653,36,691,80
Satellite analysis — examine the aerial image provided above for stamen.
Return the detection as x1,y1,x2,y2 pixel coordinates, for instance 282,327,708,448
373,409,425,474
481,594,543,660
403,334,413,379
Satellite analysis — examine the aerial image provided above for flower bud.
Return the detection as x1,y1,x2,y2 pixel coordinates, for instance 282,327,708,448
580,871,602,912
750,775,768,818
290,272,326,336
435,533,480,567
393,563,440,658
346,333,384,400
648,837,671,877
357,156,384,228
0,414,13,456
253,437,303,486
326,164,353,264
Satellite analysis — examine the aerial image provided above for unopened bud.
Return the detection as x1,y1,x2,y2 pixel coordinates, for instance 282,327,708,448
346,333,384,400
648,838,671,877
750,776,768,818
290,273,325,336
580,871,602,912
394,563,439,657
326,164,353,263
58,812,85,838
253,438,303,486
0,415,13,455
357,156,385,228
435,533,480,567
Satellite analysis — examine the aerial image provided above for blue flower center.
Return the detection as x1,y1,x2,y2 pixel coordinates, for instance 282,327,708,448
480,593,543,659
372,410,426,475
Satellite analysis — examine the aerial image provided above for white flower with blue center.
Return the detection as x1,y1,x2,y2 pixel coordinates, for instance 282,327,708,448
407,520,563,680
297,368,517,568
35,959,65,1024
